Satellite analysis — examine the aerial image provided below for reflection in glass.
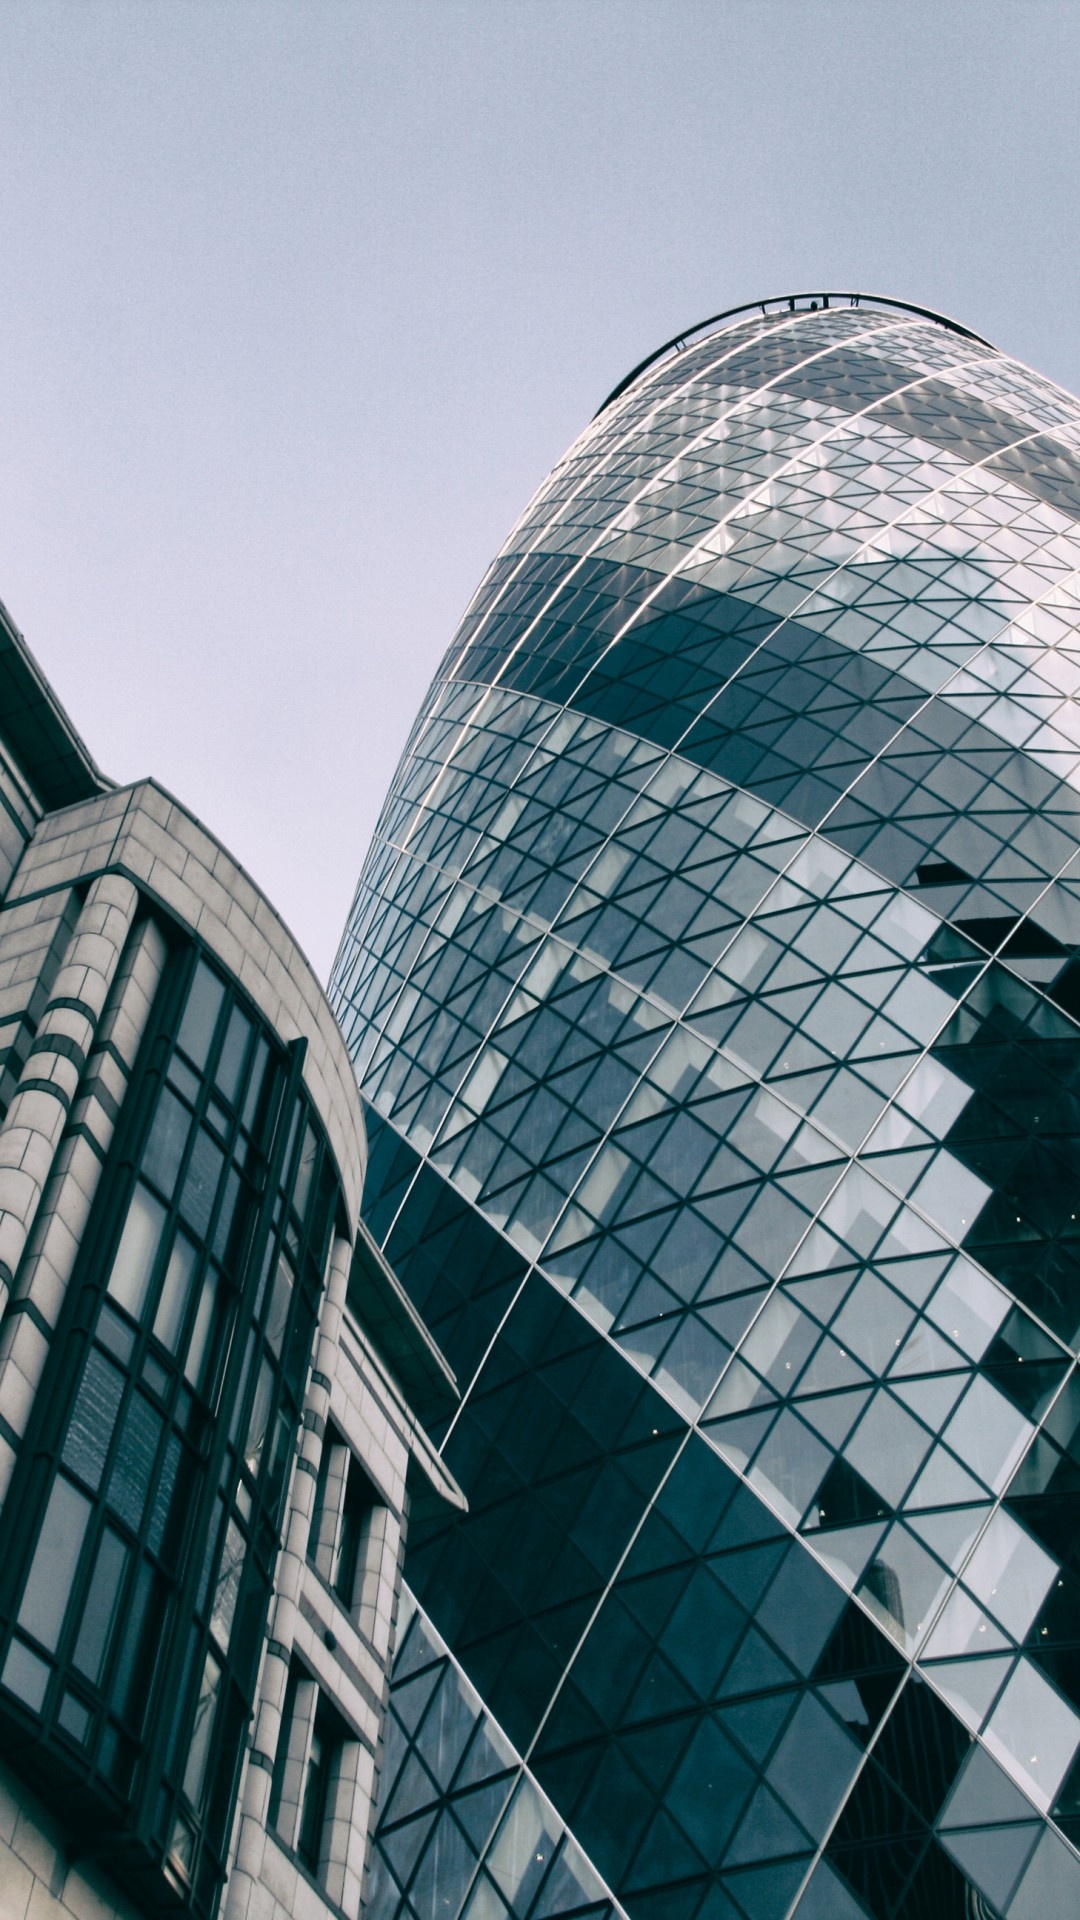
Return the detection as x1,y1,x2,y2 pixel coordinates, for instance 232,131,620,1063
215,1004,251,1105
176,962,226,1071
183,1649,222,1807
142,1091,192,1204
108,1185,166,1320
72,1529,128,1682
184,1269,221,1392
264,1256,293,1358
1,1640,50,1711
244,1358,274,1482
152,1231,199,1353
18,1478,91,1651
209,1520,246,1657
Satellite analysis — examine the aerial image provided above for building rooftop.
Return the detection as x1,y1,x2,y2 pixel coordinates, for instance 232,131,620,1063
596,289,995,415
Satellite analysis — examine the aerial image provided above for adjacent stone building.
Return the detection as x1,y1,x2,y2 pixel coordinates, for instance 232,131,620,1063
0,602,462,1920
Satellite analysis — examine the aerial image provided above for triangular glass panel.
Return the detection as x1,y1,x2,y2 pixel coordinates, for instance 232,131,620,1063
919,1654,1012,1733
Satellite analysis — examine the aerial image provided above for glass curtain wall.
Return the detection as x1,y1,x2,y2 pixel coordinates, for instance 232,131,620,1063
332,299,1080,1920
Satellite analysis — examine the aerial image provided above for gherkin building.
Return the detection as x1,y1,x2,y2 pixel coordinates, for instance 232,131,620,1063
330,295,1080,1920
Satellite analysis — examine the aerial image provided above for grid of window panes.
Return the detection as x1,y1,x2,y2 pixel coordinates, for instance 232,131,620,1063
368,1595,626,1920
331,302,1080,1919
0,949,340,1920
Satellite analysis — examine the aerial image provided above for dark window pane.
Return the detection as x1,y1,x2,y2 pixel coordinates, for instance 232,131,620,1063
96,1304,136,1364
142,1091,193,1205
107,1393,162,1532
1,1639,50,1710
228,1332,257,1446
336,1457,379,1607
310,1153,337,1267
72,1529,128,1683
107,1184,166,1320
284,1279,318,1398
184,1268,221,1393
242,1035,271,1132
209,1519,246,1657
292,1124,318,1227
232,1562,271,1684
265,1405,296,1517
215,1004,251,1105
168,1814,195,1885
264,1256,293,1357
57,1690,93,1744
204,1684,248,1854
112,1559,163,1724
142,1351,170,1398
297,1724,328,1871
147,1431,190,1564
182,1649,222,1808
180,1130,225,1242
268,1668,300,1829
177,962,225,1071
152,1231,199,1352
244,1358,275,1482
17,1476,91,1651
167,1055,201,1105
211,1167,243,1263
62,1348,124,1492
277,1101,301,1207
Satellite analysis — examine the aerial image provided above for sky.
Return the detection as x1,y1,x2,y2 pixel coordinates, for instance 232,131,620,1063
1,1,1080,981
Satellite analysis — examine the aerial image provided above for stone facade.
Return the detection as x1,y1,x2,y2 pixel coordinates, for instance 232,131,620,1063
0,1752,145,1920
0,601,461,1920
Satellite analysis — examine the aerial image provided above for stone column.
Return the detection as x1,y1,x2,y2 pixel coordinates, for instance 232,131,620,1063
0,873,139,1313
224,1229,353,1919
0,880,163,1510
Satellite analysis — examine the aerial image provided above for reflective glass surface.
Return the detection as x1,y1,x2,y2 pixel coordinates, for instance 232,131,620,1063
332,300,1080,1919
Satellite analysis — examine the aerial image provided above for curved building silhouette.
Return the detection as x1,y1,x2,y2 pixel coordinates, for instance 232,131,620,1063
331,296,1080,1920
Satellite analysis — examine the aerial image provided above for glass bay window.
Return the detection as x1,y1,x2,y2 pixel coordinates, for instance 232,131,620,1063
0,946,342,1920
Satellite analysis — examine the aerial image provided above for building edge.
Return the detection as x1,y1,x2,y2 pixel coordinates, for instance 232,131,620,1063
0,615,462,1920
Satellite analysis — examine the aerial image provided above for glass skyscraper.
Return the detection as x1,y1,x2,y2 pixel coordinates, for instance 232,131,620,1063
330,295,1080,1920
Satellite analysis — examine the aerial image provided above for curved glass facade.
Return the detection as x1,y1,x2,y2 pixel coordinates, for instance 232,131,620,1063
331,298,1080,1920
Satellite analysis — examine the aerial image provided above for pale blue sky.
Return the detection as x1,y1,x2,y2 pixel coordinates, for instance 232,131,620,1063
1,1,1079,977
